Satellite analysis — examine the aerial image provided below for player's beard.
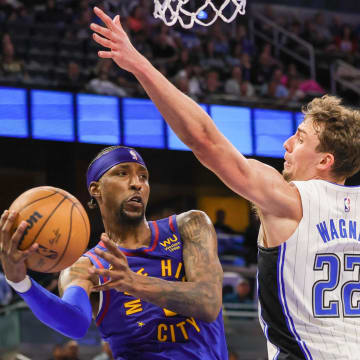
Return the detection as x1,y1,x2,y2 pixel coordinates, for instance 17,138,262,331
116,201,145,226
282,169,292,182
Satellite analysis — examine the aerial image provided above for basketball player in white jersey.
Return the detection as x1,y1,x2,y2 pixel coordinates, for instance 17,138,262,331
90,7,360,359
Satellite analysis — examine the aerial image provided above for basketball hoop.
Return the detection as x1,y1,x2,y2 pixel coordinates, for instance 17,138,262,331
153,0,247,29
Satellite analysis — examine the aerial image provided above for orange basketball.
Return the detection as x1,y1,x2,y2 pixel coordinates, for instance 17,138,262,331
9,186,90,273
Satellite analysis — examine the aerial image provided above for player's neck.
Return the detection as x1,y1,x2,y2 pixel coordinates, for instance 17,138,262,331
104,219,151,249
310,174,346,185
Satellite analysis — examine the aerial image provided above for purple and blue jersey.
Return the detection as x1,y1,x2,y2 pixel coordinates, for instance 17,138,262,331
84,215,228,360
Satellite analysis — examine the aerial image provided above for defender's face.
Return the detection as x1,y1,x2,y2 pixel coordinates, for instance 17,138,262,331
99,162,149,223
283,118,323,182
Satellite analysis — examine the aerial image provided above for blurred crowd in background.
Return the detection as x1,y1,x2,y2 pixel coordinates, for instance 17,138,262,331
1,1,360,358
2,0,360,318
1,0,359,106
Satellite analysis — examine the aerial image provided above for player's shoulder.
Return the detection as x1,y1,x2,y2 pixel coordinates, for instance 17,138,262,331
176,210,213,233
61,254,93,274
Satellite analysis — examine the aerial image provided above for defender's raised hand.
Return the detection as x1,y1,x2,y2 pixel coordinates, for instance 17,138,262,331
90,7,147,73
0,210,38,283
90,233,135,293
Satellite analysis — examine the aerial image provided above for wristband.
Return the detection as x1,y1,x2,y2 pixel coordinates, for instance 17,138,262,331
6,275,32,293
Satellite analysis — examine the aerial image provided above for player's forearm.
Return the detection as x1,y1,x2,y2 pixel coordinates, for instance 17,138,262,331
7,276,92,338
132,58,219,155
128,274,222,322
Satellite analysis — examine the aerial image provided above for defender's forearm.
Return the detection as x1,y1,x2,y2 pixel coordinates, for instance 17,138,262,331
132,59,219,153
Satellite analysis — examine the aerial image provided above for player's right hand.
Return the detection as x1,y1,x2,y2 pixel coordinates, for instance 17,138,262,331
90,7,146,74
0,210,38,283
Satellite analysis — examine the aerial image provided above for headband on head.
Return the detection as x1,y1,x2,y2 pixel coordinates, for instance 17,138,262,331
86,147,146,189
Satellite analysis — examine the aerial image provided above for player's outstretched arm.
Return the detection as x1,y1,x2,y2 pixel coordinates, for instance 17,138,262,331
90,211,222,322
0,210,93,339
90,8,300,218
89,7,224,163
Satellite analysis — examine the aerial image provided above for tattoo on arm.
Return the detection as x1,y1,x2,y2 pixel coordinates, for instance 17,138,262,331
132,211,223,322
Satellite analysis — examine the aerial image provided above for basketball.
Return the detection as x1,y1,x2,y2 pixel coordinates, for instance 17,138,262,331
8,186,90,273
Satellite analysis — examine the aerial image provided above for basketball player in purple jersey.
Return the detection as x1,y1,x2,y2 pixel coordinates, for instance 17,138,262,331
0,145,228,360
89,7,360,359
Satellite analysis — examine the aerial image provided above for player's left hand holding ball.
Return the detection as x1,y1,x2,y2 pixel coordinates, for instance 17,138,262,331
89,233,135,292
0,210,38,283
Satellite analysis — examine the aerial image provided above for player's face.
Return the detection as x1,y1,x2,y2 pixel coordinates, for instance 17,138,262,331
100,162,149,224
283,117,324,182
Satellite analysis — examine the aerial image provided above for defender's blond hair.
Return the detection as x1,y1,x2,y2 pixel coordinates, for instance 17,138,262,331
303,95,360,179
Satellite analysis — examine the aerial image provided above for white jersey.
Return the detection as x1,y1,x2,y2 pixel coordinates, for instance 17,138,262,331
257,179,360,360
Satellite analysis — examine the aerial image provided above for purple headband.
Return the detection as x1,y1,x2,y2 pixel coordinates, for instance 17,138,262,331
86,147,146,189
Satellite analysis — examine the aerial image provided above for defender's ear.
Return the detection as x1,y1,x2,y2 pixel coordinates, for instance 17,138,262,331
318,152,335,172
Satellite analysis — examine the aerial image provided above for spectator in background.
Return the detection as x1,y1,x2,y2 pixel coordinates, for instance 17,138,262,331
211,23,230,56
0,33,27,83
151,29,178,67
87,59,128,96
243,211,260,266
223,276,253,304
228,350,239,360
260,4,276,32
202,69,224,100
0,0,16,23
63,340,80,360
131,29,153,61
225,66,255,98
301,17,331,51
284,21,303,52
261,67,289,100
313,12,332,47
200,40,226,70
34,0,61,24
254,43,278,85
281,63,324,100
301,20,320,48
174,75,190,97
240,52,254,83
174,63,203,99
330,15,343,38
56,61,86,92
6,4,33,27
232,24,254,56
170,48,192,77
286,76,305,103
48,344,68,360
127,5,146,34
334,25,358,55
179,28,202,51
226,42,242,68
75,7,93,40
158,23,182,49
92,340,114,360
0,270,12,306
214,209,236,234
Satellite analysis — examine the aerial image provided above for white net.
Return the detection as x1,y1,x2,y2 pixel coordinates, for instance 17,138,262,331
153,0,247,29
